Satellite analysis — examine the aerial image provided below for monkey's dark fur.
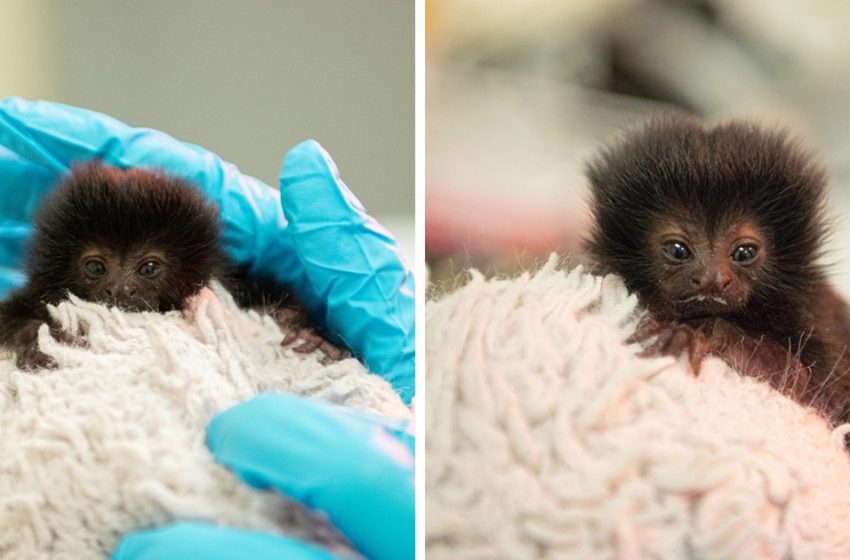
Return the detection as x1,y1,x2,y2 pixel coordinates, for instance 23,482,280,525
34,164,223,309
585,114,850,421
0,163,223,368
0,162,345,369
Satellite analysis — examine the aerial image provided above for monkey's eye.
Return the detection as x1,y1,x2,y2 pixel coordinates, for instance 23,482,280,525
84,259,107,278
661,241,692,263
732,245,758,263
138,260,160,278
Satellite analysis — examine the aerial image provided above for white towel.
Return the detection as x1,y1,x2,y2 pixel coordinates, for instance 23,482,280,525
426,256,850,559
0,283,408,559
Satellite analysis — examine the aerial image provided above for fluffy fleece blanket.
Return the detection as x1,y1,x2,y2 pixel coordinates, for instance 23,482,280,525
426,257,850,560
0,283,408,559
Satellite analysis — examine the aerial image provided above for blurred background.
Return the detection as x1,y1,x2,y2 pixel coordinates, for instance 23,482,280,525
426,0,850,298
0,0,413,261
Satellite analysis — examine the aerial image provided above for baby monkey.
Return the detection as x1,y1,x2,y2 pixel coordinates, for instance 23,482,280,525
585,114,850,420
0,162,345,369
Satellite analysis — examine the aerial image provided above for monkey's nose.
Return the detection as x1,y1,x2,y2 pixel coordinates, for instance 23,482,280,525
105,286,137,299
692,272,732,293
715,272,732,291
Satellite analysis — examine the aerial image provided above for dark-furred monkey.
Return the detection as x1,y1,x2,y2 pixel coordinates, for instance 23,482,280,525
585,114,850,421
0,162,345,369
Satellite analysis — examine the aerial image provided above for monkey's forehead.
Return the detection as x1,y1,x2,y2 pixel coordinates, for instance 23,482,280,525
78,245,169,258
35,178,221,245
648,214,766,241
588,117,826,201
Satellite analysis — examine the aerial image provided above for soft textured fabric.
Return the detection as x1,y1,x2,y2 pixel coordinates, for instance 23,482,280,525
426,257,850,559
0,283,408,560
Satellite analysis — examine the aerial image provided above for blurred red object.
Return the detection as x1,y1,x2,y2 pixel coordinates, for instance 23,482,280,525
426,186,587,261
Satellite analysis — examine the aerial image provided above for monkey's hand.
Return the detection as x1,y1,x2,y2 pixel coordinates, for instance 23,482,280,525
631,315,712,376
275,306,352,364
12,320,57,370
16,347,55,370
14,320,87,370
632,315,810,396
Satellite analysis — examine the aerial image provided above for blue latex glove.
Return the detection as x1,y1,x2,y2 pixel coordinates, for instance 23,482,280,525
0,97,414,402
113,394,415,560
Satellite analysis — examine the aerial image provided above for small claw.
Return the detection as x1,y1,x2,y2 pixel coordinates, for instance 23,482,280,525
51,327,86,347
317,340,351,364
281,329,300,347
293,333,324,354
637,323,676,358
636,321,710,376
687,338,710,377
662,324,709,376
626,315,663,345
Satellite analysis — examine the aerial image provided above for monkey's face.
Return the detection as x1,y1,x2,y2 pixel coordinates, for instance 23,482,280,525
647,217,767,318
73,246,177,312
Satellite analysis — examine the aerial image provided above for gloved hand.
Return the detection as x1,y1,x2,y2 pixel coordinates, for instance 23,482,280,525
0,97,414,403
112,394,415,560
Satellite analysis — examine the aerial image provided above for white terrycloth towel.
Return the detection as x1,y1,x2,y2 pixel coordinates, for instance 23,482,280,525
426,257,850,560
0,283,409,560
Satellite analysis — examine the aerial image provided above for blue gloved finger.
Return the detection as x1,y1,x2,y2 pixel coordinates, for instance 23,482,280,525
207,394,415,560
0,220,31,273
112,521,339,560
0,262,28,295
0,144,59,223
0,97,214,177
280,141,415,403
0,97,313,304
0,146,58,297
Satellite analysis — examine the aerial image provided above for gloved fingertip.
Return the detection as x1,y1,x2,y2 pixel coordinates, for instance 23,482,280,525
112,522,340,560
0,95,24,111
0,268,28,298
207,394,298,453
278,139,368,220
206,395,316,490
279,139,336,184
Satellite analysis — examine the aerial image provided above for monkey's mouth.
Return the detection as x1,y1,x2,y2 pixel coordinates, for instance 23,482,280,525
98,297,159,313
678,294,729,305
672,294,741,318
